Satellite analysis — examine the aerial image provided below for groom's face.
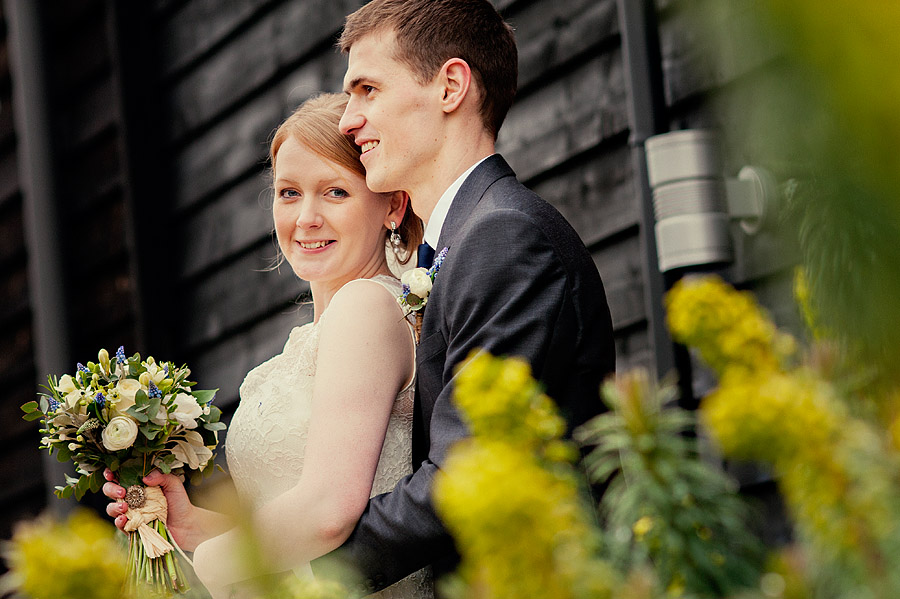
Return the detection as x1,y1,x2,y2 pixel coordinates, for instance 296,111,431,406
340,31,443,195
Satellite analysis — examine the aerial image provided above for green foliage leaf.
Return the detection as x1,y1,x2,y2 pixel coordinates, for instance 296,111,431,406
134,389,149,406
207,405,222,421
21,401,39,414
88,469,104,493
192,389,218,405
140,424,160,440
74,475,90,501
117,461,144,488
126,405,149,423
56,445,72,462
147,395,161,417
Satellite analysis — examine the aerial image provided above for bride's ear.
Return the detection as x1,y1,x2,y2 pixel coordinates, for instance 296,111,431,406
384,191,409,228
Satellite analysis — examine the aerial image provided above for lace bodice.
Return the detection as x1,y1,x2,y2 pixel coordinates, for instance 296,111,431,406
226,275,432,598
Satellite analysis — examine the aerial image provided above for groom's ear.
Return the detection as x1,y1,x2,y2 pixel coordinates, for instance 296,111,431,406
439,58,472,115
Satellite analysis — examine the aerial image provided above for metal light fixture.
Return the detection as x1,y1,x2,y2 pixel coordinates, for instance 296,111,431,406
644,129,775,272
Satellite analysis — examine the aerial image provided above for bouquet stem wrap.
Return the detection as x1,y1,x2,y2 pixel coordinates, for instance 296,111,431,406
123,485,189,595
123,486,173,559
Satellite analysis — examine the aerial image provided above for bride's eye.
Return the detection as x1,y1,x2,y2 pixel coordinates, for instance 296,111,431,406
279,188,300,200
327,188,349,199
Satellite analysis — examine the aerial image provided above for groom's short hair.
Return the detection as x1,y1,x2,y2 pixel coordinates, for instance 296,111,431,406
339,0,517,140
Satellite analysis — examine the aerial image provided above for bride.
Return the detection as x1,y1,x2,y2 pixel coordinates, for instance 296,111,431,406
103,93,431,598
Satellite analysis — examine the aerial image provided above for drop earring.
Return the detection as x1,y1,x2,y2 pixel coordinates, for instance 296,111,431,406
390,221,401,257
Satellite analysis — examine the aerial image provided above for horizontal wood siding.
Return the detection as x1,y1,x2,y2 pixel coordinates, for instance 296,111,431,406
0,5,44,538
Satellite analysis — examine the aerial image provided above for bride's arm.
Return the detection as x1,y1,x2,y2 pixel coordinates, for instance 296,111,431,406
192,280,415,590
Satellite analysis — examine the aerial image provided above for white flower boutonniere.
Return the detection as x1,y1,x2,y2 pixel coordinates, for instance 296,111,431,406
399,246,448,312
399,247,448,340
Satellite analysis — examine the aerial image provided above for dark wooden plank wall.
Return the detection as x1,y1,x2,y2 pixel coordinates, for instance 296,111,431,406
0,0,149,538
0,4,45,538
43,0,145,359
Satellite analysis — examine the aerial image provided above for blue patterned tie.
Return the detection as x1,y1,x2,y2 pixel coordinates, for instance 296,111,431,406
417,243,435,269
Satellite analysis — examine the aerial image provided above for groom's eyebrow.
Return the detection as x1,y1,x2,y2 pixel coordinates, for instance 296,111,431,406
344,76,374,94
344,78,363,93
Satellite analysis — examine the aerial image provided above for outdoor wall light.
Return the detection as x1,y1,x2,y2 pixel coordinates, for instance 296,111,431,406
644,129,775,272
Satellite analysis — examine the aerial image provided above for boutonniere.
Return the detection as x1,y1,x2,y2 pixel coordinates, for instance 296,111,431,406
399,247,448,341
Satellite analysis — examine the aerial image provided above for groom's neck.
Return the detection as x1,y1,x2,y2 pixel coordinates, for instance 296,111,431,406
410,130,495,224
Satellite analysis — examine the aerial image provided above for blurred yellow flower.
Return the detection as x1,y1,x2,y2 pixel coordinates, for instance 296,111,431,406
1,510,129,599
666,275,795,377
632,516,654,541
436,439,614,599
453,351,568,457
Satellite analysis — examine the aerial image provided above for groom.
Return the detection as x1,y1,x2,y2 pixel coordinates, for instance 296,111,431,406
323,0,616,592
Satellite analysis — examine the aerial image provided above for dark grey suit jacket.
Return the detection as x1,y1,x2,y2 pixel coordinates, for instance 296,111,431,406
315,154,615,593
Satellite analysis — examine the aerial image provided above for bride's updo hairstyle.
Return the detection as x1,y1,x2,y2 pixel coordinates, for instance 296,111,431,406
269,93,422,264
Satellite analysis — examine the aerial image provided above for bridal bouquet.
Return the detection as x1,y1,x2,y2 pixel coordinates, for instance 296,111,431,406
22,346,224,595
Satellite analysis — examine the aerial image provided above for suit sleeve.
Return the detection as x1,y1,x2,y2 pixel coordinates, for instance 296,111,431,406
313,208,573,592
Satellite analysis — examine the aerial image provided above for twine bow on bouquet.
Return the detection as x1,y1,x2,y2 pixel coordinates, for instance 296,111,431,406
22,346,225,595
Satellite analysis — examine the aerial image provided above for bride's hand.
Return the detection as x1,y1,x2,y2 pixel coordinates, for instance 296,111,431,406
102,469,202,550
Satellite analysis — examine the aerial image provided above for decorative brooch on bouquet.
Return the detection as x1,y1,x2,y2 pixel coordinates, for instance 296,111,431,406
22,346,224,596
399,246,449,341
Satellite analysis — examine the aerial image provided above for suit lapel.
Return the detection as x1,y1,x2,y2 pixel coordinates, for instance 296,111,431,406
435,154,515,252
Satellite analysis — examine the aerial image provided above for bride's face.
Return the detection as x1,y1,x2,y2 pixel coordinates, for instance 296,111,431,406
273,136,393,288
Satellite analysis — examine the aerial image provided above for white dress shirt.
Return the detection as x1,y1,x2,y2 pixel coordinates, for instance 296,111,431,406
423,155,492,248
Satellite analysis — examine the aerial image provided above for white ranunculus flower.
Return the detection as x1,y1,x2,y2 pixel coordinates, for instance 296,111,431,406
171,393,203,429
401,267,433,297
56,374,77,394
113,378,142,415
102,416,139,451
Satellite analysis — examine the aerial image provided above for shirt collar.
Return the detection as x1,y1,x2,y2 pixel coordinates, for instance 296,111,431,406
423,155,492,248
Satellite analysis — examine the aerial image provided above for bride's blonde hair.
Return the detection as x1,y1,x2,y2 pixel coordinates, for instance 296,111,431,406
269,93,422,264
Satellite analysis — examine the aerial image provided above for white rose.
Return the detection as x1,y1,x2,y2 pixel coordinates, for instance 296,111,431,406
102,416,139,451
401,267,433,298
171,393,203,429
112,378,142,415
56,374,77,394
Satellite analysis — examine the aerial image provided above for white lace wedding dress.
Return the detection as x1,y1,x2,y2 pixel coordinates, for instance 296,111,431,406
225,275,433,599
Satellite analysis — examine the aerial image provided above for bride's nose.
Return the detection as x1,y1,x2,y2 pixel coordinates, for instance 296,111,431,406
296,200,323,229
